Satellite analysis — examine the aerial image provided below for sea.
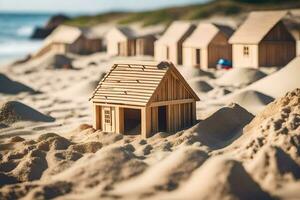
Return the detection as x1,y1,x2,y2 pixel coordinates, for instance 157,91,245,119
0,13,52,65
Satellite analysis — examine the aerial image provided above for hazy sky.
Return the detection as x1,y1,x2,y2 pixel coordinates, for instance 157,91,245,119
0,0,208,13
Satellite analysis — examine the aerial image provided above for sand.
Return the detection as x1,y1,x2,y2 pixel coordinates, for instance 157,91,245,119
247,57,300,98
0,48,300,199
220,90,275,114
216,67,266,87
0,101,54,125
0,74,35,94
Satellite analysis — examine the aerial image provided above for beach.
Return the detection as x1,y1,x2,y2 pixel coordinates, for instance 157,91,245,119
0,2,300,200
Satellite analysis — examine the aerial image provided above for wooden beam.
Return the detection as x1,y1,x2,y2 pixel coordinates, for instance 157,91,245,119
141,107,151,138
93,105,101,130
94,103,144,110
192,102,197,125
149,99,195,107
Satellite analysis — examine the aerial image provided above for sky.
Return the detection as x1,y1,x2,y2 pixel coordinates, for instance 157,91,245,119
0,0,209,14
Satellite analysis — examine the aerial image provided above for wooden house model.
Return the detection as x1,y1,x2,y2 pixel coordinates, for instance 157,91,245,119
154,21,196,65
182,23,233,69
229,11,296,68
34,25,103,58
106,27,157,57
90,61,200,138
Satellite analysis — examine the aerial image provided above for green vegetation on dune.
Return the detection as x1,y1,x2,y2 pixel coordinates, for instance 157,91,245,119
65,12,128,27
65,0,300,27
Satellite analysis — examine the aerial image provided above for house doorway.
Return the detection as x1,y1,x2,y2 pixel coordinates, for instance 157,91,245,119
158,106,167,132
196,49,200,66
166,46,170,60
117,43,121,56
124,108,141,135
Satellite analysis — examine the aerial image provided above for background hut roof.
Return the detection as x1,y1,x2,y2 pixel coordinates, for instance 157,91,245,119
116,26,138,39
156,21,195,45
90,61,199,106
229,11,288,44
44,25,82,45
183,23,234,48
109,25,163,40
81,24,114,39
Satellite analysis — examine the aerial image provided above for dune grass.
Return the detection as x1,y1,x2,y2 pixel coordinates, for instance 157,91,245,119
65,0,300,27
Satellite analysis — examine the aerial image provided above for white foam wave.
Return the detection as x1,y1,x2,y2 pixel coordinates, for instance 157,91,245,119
17,26,34,37
0,40,42,56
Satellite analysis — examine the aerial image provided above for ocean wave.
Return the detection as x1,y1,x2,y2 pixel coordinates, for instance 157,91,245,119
17,26,35,37
0,40,42,56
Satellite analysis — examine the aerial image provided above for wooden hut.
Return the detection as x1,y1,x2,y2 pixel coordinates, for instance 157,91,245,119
34,25,103,58
229,11,296,68
154,21,196,65
106,27,137,57
182,23,233,69
90,61,200,138
106,27,157,57
136,34,157,56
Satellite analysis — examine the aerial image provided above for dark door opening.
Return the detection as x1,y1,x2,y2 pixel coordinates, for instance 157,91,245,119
196,49,200,65
158,106,167,132
166,46,169,60
117,43,121,56
124,108,141,135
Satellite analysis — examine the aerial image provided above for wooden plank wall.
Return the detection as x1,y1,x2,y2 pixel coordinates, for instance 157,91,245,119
259,41,295,67
207,32,232,68
258,21,296,67
151,107,158,133
167,103,192,133
152,72,192,102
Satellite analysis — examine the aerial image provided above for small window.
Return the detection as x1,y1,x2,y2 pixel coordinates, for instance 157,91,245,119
104,109,111,124
243,46,249,56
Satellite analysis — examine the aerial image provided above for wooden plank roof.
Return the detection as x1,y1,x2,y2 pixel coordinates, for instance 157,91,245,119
156,21,196,45
229,11,288,44
90,61,200,106
44,25,82,45
183,23,233,48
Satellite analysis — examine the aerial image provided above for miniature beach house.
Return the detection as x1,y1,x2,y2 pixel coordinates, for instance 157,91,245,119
154,21,196,65
182,23,233,69
229,11,296,68
34,25,103,58
106,27,157,57
90,61,200,138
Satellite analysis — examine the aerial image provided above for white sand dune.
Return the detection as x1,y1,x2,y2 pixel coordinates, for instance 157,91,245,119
181,103,253,149
220,89,300,164
220,90,274,114
247,57,300,98
0,101,54,125
216,67,266,87
159,157,272,200
190,80,214,93
112,147,208,197
41,54,73,69
54,78,101,100
0,73,34,94
246,145,300,191
178,66,215,80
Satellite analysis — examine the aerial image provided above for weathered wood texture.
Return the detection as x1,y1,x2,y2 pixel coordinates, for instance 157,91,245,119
232,22,296,68
258,22,296,67
91,62,199,137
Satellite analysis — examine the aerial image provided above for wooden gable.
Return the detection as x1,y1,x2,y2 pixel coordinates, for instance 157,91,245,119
148,63,200,106
149,68,196,103
262,21,295,42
